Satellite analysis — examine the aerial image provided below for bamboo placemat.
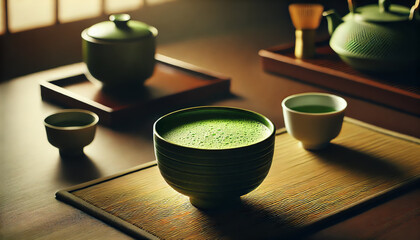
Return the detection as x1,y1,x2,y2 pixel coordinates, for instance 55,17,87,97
56,118,420,239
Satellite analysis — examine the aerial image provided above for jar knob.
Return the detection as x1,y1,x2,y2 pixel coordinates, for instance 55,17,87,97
379,0,390,12
110,14,131,28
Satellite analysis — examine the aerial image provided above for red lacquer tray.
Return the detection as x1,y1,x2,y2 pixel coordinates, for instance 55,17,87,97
40,54,231,127
259,40,419,116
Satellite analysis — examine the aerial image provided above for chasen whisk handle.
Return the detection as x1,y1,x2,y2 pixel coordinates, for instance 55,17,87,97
289,3,323,59
294,29,316,59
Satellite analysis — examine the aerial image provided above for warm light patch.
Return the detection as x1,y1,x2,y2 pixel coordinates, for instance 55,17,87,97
105,0,144,14
8,0,55,32
58,0,102,23
146,0,176,6
0,0,5,34
2,0,178,33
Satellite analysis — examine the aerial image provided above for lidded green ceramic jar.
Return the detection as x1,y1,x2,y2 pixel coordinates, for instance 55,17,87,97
323,0,419,73
82,14,158,89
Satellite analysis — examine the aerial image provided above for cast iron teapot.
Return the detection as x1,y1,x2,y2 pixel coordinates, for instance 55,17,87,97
323,0,419,73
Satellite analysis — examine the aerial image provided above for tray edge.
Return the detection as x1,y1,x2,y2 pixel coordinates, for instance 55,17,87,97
259,44,420,116
41,55,232,126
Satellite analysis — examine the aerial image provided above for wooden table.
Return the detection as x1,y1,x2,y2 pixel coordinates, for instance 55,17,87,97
1,1,419,239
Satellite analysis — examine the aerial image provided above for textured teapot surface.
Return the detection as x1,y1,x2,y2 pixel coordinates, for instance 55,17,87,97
323,0,420,73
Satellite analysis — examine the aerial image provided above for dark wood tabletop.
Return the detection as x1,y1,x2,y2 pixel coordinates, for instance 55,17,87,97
1,1,419,239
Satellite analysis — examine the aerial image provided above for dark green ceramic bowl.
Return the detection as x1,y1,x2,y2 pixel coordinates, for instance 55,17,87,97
153,106,276,209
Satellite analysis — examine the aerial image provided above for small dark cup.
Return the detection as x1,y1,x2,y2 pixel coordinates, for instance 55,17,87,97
44,109,99,157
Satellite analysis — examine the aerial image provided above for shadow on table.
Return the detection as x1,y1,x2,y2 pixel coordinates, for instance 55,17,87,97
309,143,409,180
197,199,308,239
55,154,102,184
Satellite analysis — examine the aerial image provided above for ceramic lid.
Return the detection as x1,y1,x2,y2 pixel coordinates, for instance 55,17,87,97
351,3,411,22
86,14,155,41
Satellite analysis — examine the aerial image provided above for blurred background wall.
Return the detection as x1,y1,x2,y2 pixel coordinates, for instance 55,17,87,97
0,0,411,81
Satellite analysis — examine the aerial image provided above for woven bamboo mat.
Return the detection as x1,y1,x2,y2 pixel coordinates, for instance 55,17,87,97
56,118,420,239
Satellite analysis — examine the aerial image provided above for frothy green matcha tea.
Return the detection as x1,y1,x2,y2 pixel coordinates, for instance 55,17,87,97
161,117,271,149
291,105,336,113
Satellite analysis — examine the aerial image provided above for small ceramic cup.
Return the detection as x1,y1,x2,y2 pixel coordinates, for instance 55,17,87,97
282,92,347,150
44,109,99,157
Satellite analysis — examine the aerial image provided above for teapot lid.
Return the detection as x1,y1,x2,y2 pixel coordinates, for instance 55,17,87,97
86,14,157,41
351,2,411,22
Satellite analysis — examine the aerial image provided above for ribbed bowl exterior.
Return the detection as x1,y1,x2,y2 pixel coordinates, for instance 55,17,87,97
155,142,274,200
153,106,276,203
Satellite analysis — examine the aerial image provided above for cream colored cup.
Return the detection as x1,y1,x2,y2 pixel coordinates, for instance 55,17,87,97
44,109,99,157
282,93,347,150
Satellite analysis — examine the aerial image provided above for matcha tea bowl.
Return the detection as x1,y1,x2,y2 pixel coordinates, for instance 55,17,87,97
44,109,99,157
153,106,276,209
282,92,347,150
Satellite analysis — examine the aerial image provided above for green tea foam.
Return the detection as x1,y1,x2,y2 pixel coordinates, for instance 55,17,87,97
161,117,271,149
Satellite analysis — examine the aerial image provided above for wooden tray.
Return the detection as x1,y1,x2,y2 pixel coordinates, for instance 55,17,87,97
56,118,420,239
40,54,231,127
259,40,420,116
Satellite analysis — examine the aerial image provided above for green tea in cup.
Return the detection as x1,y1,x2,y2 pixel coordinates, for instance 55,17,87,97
290,105,336,113
282,92,347,150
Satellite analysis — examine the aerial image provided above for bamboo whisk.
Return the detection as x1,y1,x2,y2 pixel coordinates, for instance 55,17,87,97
289,4,324,59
